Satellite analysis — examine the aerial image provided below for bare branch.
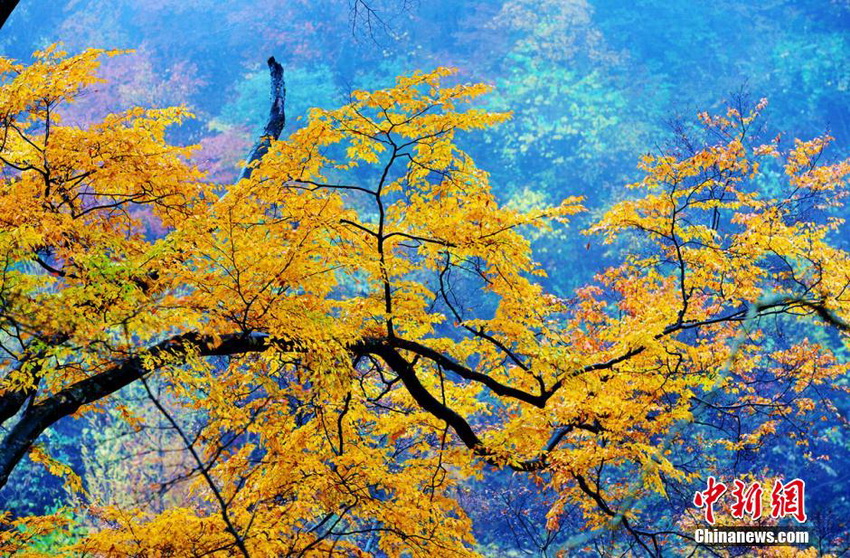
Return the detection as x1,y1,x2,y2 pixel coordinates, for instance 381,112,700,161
238,57,286,181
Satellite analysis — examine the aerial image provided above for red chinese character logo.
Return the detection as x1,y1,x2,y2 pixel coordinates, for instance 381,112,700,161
730,480,763,520
770,478,807,523
693,476,727,524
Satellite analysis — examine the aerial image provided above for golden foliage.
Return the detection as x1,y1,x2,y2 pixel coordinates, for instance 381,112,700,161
0,51,847,556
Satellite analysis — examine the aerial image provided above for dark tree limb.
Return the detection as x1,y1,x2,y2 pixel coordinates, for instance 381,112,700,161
238,57,285,181
390,337,547,407
0,283,845,491
0,56,283,490
0,334,71,427
0,332,279,488
140,374,251,558
367,341,485,452
0,0,19,31
364,340,595,472
0,333,583,486
0,362,42,426
761,296,850,332
573,473,658,557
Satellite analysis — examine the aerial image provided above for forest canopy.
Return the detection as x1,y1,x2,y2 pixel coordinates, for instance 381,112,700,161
0,45,847,557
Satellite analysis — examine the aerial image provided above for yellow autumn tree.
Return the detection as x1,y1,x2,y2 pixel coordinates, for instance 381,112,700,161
0,48,848,556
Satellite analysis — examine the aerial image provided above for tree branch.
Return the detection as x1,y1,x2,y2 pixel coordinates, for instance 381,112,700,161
238,57,285,181
0,0,19,31
1,294,845,488
390,337,547,408
140,374,251,558
0,332,279,488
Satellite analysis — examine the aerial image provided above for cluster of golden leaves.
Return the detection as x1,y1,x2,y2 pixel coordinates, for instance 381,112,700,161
0,49,848,556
